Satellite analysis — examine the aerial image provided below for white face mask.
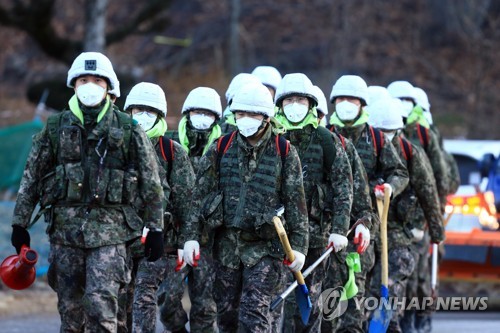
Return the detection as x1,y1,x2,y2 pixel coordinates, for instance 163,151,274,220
283,103,309,123
76,83,106,107
401,100,414,118
236,116,263,137
190,114,215,130
133,112,157,131
335,101,360,121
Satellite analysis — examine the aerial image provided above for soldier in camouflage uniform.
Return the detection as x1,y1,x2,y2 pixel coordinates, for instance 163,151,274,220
180,82,309,333
274,73,354,332
326,75,409,333
119,82,195,333
158,87,223,333
318,91,374,333
368,97,445,332
10,52,165,333
415,86,460,196
400,85,456,333
219,73,262,135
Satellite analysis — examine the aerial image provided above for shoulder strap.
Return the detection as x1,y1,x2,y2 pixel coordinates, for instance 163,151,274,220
217,131,237,157
114,110,133,158
417,124,429,149
337,132,346,150
369,126,384,157
275,135,290,166
160,135,175,178
47,112,65,156
398,136,413,161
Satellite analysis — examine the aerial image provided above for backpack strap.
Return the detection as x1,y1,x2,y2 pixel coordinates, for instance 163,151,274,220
398,136,413,162
115,110,133,159
217,131,238,156
46,112,64,157
159,135,175,178
417,124,429,150
275,135,290,166
369,126,384,157
337,132,346,150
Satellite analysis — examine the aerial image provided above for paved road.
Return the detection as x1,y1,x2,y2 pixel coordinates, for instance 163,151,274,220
1,311,499,333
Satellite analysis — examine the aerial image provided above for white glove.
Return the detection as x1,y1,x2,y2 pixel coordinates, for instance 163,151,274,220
175,249,187,272
287,250,306,273
411,228,424,242
354,224,370,254
328,233,348,252
183,240,200,267
374,183,392,199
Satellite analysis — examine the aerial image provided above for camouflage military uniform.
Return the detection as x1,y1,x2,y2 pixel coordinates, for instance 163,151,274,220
282,125,353,333
321,132,373,333
127,137,195,333
431,124,460,195
180,124,309,333
370,135,445,332
13,98,164,332
403,123,448,332
159,126,219,333
325,121,409,333
403,123,449,211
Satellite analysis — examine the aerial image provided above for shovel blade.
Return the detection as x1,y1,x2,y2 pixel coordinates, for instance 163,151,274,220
295,283,312,325
368,285,392,333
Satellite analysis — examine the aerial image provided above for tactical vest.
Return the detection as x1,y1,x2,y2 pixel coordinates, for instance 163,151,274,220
219,136,283,233
44,109,134,208
296,127,337,223
350,126,380,181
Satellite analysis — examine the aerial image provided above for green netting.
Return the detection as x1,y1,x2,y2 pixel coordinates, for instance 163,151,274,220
0,119,45,190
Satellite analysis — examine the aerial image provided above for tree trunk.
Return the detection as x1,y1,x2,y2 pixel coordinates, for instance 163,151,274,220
84,0,108,52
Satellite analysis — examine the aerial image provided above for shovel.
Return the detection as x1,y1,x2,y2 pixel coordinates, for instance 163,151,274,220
431,243,438,298
273,207,312,325
369,185,392,333
270,219,363,311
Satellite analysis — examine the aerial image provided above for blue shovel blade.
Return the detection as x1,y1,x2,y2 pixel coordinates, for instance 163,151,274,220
295,283,312,325
368,285,392,333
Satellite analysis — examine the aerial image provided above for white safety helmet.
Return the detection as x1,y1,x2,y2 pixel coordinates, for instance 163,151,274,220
311,85,328,116
387,80,417,103
367,86,390,105
67,52,119,92
413,87,431,112
182,87,222,119
330,75,369,106
251,66,282,91
368,97,405,130
274,73,318,107
225,73,262,105
230,82,275,118
108,79,121,98
124,82,167,117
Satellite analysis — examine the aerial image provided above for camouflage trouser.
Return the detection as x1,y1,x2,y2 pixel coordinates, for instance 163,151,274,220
214,256,287,333
47,243,130,333
117,256,139,333
282,247,327,332
158,252,218,333
406,231,433,332
369,246,415,333
321,241,376,333
131,256,169,333
157,255,188,332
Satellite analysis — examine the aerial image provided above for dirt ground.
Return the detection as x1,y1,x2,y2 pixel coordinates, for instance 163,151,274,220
0,280,58,318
